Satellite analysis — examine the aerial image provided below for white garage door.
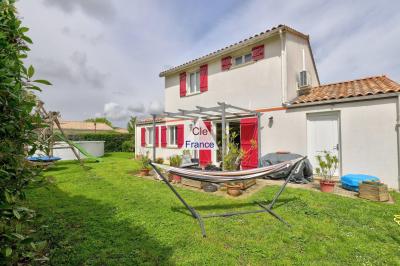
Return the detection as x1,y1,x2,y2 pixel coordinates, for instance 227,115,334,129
307,112,340,176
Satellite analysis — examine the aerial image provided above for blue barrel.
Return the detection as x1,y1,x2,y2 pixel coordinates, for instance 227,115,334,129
341,174,380,192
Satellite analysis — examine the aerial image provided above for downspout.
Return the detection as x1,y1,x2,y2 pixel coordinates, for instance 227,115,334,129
152,114,156,162
397,95,400,191
279,29,287,104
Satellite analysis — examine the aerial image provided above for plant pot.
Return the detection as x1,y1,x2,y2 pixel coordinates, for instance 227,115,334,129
139,168,150,176
226,184,242,197
172,174,181,183
320,180,335,193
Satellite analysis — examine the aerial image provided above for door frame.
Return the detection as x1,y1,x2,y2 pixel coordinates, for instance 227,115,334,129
306,111,342,177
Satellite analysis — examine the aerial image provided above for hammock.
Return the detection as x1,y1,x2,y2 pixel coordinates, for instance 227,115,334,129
150,157,307,237
152,157,303,183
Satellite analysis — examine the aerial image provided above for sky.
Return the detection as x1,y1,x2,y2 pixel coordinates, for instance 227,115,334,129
16,0,400,127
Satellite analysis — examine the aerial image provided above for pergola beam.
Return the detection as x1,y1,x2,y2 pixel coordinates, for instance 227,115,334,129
217,102,257,115
150,102,261,167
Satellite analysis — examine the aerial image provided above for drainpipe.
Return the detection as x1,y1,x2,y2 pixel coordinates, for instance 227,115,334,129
152,114,156,162
279,29,287,104
397,95,400,191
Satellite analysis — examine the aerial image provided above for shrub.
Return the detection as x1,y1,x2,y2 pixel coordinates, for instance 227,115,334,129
0,1,51,263
121,140,134,152
155,157,164,164
315,151,339,181
137,152,151,170
67,133,134,152
169,155,182,167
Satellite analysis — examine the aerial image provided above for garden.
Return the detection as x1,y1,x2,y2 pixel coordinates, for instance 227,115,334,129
25,153,400,265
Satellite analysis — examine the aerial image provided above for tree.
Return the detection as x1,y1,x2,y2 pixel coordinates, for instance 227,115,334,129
85,117,113,127
127,116,136,135
0,0,51,263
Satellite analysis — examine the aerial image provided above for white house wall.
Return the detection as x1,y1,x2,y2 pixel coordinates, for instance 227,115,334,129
261,97,398,189
135,119,195,161
164,35,283,112
285,33,320,102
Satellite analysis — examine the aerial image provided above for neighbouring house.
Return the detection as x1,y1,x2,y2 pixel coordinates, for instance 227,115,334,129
57,120,114,134
114,127,130,134
135,24,400,190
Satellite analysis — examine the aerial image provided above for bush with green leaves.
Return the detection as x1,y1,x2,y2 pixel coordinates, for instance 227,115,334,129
67,133,134,152
315,151,339,181
169,155,182,167
121,140,134,152
222,132,243,171
0,0,51,263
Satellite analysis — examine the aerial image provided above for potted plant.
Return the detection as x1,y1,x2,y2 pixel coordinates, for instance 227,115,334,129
139,152,151,176
226,182,242,197
169,155,182,183
315,151,338,193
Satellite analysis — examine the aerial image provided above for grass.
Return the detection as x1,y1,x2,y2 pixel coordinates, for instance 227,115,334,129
27,152,400,265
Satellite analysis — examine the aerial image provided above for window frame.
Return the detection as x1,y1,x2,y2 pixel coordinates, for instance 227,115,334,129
233,52,253,67
146,127,154,146
188,70,201,95
168,125,178,147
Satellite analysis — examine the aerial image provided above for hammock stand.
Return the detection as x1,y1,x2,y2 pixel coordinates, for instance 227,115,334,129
150,158,306,237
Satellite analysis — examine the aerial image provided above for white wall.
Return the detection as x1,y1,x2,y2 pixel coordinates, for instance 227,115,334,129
285,33,319,102
261,98,398,189
164,35,283,112
135,119,195,162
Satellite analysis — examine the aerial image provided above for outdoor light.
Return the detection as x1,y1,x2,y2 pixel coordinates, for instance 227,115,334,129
268,116,274,128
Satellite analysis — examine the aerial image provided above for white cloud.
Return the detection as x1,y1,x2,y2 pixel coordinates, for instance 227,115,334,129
42,0,116,22
148,100,164,115
103,102,130,121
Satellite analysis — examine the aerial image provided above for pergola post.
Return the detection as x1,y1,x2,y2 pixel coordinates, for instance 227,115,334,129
221,103,226,170
152,114,156,162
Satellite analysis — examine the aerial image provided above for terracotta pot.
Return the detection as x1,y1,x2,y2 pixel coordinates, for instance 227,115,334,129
140,168,150,176
320,180,335,193
226,184,242,197
173,174,182,183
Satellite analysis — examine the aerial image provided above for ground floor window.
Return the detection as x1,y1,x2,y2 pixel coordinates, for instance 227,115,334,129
147,127,154,146
168,125,178,146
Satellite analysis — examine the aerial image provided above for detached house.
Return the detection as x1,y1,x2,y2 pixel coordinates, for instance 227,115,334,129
136,25,400,190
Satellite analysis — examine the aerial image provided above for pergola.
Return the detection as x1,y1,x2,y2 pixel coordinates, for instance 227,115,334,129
149,102,262,168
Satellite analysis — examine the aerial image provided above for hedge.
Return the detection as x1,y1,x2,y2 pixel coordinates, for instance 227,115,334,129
67,133,134,152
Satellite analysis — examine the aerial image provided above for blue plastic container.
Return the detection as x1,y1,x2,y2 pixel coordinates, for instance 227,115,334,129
27,156,61,162
341,174,380,192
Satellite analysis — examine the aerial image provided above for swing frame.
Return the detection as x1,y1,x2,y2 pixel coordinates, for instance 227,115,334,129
150,158,305,237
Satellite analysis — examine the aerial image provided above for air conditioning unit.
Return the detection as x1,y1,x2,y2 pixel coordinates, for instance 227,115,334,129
299,70,311,88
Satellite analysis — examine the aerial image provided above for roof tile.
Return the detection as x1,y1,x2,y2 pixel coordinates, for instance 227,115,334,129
291,75,400,104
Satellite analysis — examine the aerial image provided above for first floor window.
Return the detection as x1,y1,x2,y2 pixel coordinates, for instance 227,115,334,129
189,71,200,94
168,126,178,146
235,52,252,66
147,127,154,145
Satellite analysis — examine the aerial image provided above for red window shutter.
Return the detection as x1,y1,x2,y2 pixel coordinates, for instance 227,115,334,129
252,45,264,61
141,128,146,147
177,124,184,148
240,117,258,169
200,64,208,92
179,72,186,97
221,56,232,71
155,126,159,147
161,126,167,147
199,121,212,166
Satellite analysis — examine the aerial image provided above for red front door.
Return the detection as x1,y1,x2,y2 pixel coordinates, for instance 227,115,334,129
199,121,212,166
240,117,258,169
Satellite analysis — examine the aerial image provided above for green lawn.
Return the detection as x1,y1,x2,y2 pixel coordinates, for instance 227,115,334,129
27,152,400,265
